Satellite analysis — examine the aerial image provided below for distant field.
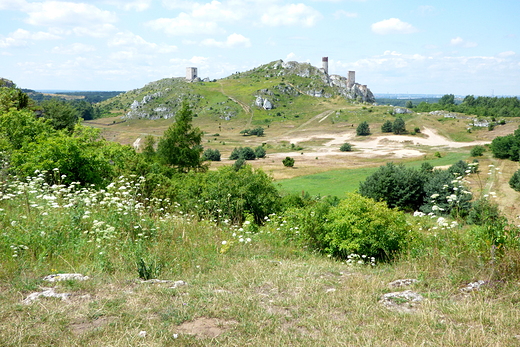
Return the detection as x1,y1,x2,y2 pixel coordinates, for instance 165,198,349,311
276,152,470,197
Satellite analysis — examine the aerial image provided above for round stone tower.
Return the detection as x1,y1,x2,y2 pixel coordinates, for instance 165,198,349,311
322,57,329,75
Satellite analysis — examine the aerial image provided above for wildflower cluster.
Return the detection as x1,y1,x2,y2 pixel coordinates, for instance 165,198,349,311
344,253,376,267
0,172,162,261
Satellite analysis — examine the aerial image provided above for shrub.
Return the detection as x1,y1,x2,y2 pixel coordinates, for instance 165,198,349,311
470,145,486,157
359,163,427,211
282,156,295,167
230,147,256,160
392,117,406,135
356,121,370,136
255,146,266,158
510,169,520,192
323,193,411,260
339,143,352,152
381,120,393,133
202,148,221,161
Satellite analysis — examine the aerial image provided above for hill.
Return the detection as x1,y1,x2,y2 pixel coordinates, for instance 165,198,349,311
99,59,375,122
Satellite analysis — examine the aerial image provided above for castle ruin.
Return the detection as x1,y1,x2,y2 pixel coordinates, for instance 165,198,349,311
186,67,197,81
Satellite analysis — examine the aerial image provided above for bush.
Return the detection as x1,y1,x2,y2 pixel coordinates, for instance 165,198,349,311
282,156,295,167
510,169,520,192
202,148,221,161
339,143,352,152
356,121,370,136
323,193,411,260
230,147,256,160
255,146,266,158
381,120,393,133
470,145,486,157
359,163,427,211
392,117,406,135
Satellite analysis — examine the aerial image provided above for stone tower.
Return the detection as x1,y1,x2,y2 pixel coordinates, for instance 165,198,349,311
322,57,329,75
186,67,197,81
347,71,355,88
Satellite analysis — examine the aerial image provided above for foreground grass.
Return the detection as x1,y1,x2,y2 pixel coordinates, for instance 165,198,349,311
2,174,520,346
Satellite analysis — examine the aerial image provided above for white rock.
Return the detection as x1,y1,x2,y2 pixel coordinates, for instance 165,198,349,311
23,287,70,305
43,273,89,282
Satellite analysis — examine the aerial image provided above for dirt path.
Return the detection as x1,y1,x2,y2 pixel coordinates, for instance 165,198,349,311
217,82,253,127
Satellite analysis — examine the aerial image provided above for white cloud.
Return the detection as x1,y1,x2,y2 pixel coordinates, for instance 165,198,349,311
104,0,152,12
498,51,515,58
261,3,323,27
189,56,209,65
333,10,358,19
0,28,61,48
201,33,251,48
24,1,117,27
108,31,177,53
450,37,477,48
0,0,27,11
371,18,417,35
51,43,96,54
146,13,224,36
161,0,195,10
191,1,244,21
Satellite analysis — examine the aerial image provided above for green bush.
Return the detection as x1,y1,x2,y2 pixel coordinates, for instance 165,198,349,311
282,156,295,167
339,143,352,152
470,145,486,157
510,169,520,192
255,146,266,158
381,120,393,133
323,193,411,260
230,147,256,160
202,148,221,161
356,121,370,136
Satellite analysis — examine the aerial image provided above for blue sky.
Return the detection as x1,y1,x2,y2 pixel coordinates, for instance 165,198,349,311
1,0,519,96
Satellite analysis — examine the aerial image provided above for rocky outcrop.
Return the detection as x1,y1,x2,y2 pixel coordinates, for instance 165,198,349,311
262,60,375,103
0,78,16,88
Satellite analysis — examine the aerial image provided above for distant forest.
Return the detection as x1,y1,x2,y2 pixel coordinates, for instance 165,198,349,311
22,90,123,103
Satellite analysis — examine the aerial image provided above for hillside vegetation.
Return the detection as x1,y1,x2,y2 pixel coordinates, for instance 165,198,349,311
2,65,520,345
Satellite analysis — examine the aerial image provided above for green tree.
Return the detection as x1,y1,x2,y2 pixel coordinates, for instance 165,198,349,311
359,162,427,211
254,146,266,158
381,120,393,133
356,121,370,136
230,147,256,160
202,148,221,161
439,94,455,106
392,117,406,135
41,99,79,132
157,102,205,172
405,100,413,109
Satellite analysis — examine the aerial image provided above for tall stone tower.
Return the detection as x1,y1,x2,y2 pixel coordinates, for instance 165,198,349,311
347,71,355,88
322,57,329,75
186,67,197,81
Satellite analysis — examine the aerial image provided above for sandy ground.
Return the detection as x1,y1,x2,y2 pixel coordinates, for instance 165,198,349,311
269,127,491,160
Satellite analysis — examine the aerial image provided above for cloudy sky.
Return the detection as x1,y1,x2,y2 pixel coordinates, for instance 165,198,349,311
1,0,519,96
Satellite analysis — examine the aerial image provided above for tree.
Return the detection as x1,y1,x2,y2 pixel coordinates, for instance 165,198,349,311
381,120,393,133
157,102,205,172
142,135,157,161
202,148,221,161
392,117,406,135
283,156,295,167
41,99,79,133
230,147,256,160
439,94,455,106
405,100,413,109
359,162,427,211
255,146,266,158
356,121,370,136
